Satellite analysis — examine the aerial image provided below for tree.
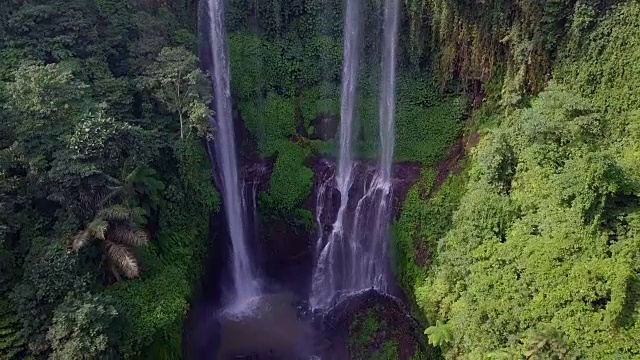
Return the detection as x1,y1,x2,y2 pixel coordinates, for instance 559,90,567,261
4,62,88,160
0,300,25,359
142,46,211,140
72,204,149,280
98,167,165,217
70,165,163,282
417,87,640,358
47,292,118,360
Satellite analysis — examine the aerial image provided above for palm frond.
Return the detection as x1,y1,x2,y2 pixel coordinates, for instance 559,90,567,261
72,230,92,251
98,205,131,222
86,219,109,240
98,187,123,207
105,241,139,279
108,225,148,247
124,166,142,185
133,230,149,247
137,167,157,179
95,170,123,186
131,207,148,225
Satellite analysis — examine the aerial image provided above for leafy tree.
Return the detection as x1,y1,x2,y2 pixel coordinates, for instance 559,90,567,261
1,1,217,358
47,292,118,360
142,46,211,140
4,62,88,159
10,242,89,356
416,85,640,358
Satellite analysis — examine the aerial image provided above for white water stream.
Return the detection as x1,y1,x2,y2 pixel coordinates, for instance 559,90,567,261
311,0,400,309
207,0,260,310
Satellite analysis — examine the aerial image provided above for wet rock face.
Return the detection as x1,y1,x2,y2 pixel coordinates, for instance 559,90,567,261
308,157,422,238
242,159,315,294
309,115,339,140
317,289,436,359
242,158,274,192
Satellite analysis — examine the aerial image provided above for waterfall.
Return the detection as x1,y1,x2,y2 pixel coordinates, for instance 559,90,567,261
207,0,260,309
333,0,361,239
310,0,400,310
310,0,361,309
378,0,399,185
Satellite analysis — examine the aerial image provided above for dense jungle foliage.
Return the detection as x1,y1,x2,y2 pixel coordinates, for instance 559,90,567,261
396,0,640,358
0,0,218,358
2,0,640,358
225,0,467,235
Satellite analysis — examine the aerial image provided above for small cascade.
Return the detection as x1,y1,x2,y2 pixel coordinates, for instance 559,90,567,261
310,0,400,310
206,0,260,310
311,162,392,309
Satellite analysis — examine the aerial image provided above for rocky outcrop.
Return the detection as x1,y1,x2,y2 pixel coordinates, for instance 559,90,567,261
309,115,339,140
308,157,422,237
316,289,437,359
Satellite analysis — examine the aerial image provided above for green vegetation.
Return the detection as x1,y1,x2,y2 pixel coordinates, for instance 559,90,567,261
396,1,640,358
348,306,433,359
0,0,218,358
4,0,640,358
349,310,381,351
348,309,401,360
261,142,314,214
394,163,470,295
224,10,469,252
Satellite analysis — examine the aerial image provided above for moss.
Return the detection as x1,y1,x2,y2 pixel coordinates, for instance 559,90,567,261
349,310,381,351
241,93,297,157
261,141,313,212
394,161,470,298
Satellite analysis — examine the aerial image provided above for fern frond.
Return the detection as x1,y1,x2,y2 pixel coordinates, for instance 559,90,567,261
109,226,148,247
72,230,93,251
86,219,109,240
105,241,139,279
98,205,130,222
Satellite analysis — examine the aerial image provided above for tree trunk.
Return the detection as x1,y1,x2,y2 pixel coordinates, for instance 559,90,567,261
179,112,184,139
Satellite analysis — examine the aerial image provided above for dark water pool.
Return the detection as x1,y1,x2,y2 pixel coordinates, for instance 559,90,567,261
184,292,317,359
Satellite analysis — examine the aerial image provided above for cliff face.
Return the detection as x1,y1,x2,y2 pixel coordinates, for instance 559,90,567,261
318,289,436,359
256,156,421,289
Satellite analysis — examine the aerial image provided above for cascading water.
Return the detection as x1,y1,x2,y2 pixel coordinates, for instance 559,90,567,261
377,0,399,186
310,0,361,309
310,0,400,310
207,0,260,309
333,0,361,236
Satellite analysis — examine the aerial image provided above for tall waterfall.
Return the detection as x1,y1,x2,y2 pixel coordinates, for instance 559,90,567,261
378,0,399,185
333,0,361,238
207,0,259,308
310,0,361,309
310,0,400,309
